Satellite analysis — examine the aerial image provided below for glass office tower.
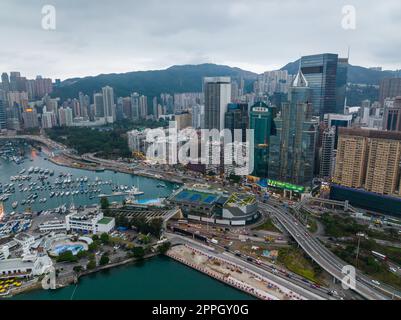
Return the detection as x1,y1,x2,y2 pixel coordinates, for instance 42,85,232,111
300,53,338,117
250,101,274,178
269,69,318,186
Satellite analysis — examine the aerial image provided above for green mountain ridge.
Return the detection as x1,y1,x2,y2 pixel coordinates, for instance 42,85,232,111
53,62,400,104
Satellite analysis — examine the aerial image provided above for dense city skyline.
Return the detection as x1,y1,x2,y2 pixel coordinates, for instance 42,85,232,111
1,0,401,79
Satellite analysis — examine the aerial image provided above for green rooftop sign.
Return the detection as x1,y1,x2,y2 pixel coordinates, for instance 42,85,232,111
266,179,305,193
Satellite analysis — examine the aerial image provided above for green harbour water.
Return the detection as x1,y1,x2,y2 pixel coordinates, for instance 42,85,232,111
10,256,254,300
1,144,254,300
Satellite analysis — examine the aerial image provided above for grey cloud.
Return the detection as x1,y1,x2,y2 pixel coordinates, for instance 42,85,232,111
0,0,400,79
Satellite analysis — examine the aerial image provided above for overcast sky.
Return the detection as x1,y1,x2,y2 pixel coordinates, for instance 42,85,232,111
1,0,400,80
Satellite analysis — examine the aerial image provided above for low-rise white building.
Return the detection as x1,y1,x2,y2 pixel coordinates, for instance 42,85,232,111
38,218,67,233
38,208,115,235
66,208,115,235
0,245,10,260
0,253,53,278
14,232,35,249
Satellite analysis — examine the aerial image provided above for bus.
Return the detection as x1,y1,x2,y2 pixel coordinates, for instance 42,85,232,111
371,251,387,261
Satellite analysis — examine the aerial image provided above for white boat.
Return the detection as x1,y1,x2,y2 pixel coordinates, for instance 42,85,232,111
11,201,18,209
126,186,144,196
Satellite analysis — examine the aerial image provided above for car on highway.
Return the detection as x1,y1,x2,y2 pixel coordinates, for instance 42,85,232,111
371,280,381,286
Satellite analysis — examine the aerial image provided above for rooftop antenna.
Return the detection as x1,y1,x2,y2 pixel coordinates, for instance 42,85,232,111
347,46,351,63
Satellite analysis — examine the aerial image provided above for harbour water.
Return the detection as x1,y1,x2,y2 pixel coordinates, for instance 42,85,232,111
10,256,254,300
1,143,253,300
0,146,175,214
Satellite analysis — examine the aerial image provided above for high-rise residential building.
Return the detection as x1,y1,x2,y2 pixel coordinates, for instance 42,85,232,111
7,91,28,108
22,107,39,129
175,111,192,130
174,92,204,113
319,126,336,178
78,92,90,119
131,92,140,120
1,73,10,92
94,93,104,118
203,77,231,131
225,103,249,143
191,104,204,129
102,86,115,123
379,78,401,105
0,98,6,129
334,128,401,196
249,101,274,178
58,107,73,127
41,109,57,129
139,95,148,119
323,113,353,148
268,69,318,186
255,70,294,96
383,96,401,131
300,53,339,117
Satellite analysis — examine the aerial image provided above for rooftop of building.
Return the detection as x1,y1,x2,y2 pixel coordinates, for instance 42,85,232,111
14,232,34,242
0,258,34,271
172,188,223,205
97,217,113,225
338,127,401,140
225,193,256,207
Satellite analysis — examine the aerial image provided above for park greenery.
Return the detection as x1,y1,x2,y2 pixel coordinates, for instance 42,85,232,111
45,119,168,159
56,250,78,263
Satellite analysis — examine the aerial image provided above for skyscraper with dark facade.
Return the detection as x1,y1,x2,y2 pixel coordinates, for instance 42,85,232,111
224,103,249,142
300,53,338,117
268,69,318,186
250,101,274,178
336,58,348,113
383,96,401,131
380,78,401,105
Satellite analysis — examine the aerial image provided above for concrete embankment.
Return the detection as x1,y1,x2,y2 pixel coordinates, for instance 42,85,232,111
166,244,304,300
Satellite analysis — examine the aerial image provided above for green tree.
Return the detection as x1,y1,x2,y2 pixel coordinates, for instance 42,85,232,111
57,250,78,263
158,241,171,254
131,246,145,259
99,254,110,266
88,242,99,252
87,259,96,270
76,250,88,259
100,232,110,244
100,197,110,210
92,234,99,241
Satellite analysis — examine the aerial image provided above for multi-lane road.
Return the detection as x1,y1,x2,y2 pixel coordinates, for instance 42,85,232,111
260,201,401,300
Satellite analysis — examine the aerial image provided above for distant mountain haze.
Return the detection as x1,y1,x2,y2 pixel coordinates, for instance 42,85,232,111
52,62,400,103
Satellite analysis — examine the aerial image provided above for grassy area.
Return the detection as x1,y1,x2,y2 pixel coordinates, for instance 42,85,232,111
277,247,324,284
332,242,401,290
254,218,280,233
306,217,318,233
319,213,401,242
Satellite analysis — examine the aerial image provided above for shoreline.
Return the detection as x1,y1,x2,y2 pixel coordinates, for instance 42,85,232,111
3,253,159,299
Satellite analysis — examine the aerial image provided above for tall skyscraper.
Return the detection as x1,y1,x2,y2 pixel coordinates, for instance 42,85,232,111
383,96,401,131
102,86,115,123
336,58,348,113
225,103,249,143
130,92,140,120
0,98,6,130
268,69,318,186
249,101,274,178
139,95,148,119
300,53,338,117
1,73,10,92
379,78,401,105
203,77,231,130
319,126,336,178
94,93,104,118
